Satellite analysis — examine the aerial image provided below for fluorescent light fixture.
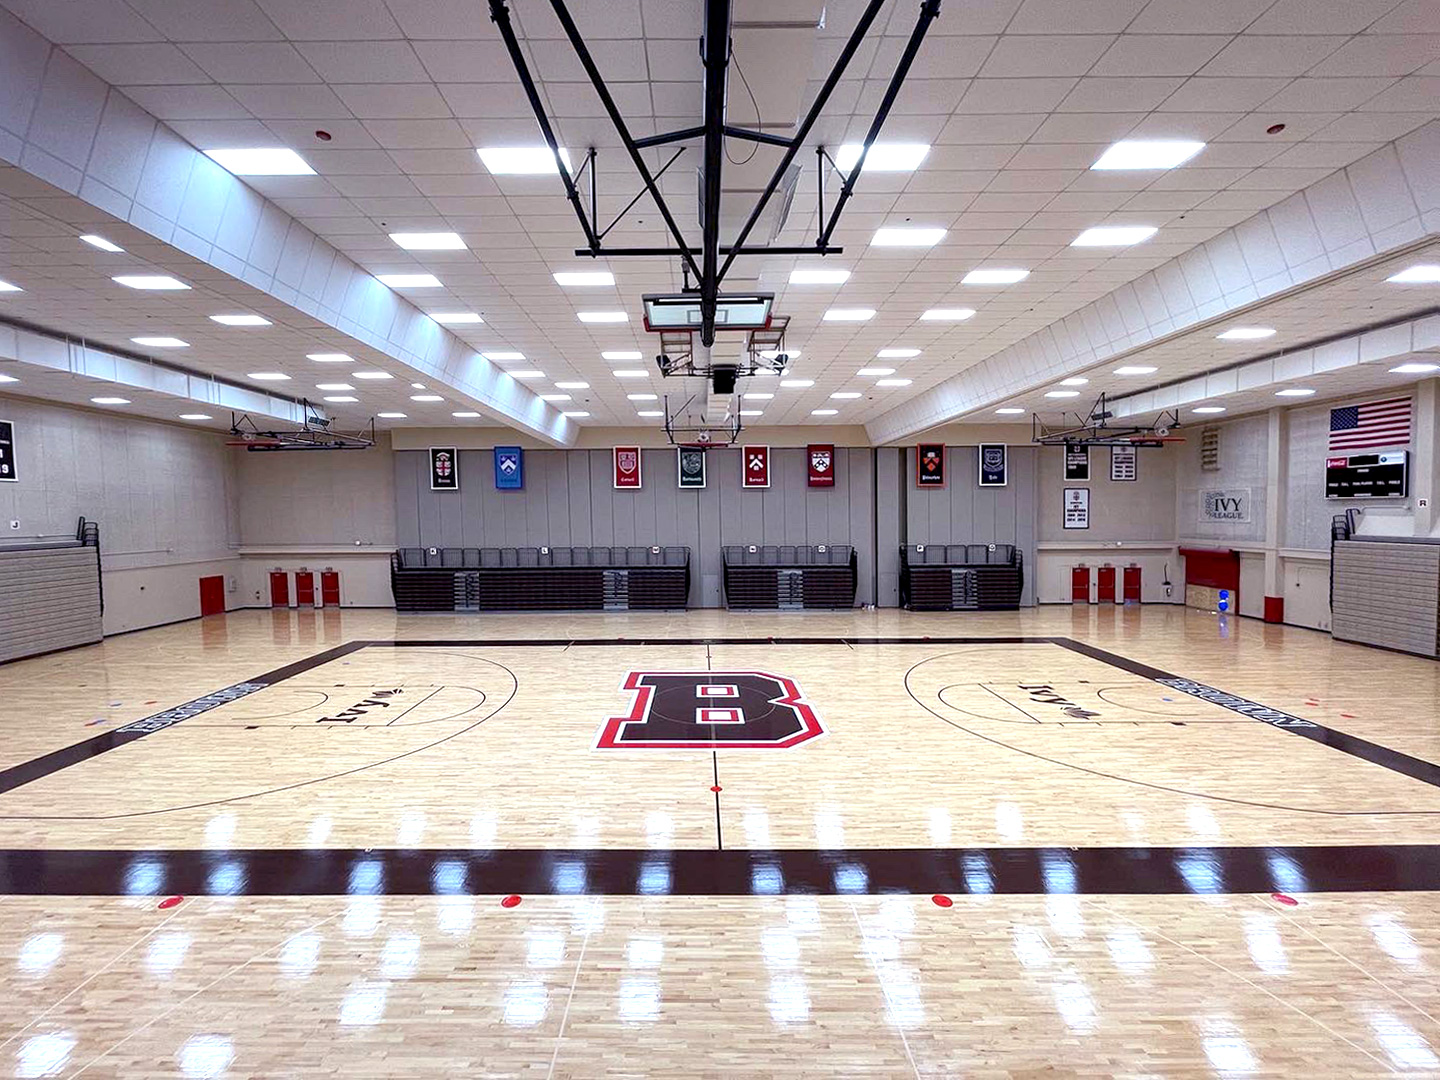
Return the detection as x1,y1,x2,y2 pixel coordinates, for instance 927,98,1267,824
780,379,814,388
0,374,17,383
1193,406,1226,414
178,413,212,421
830,391,862,399
789,268,850,285
248,372,290,381
1113,365,1157,375
857,369,893,378
452,411,480,418
210,314,270,326
877,348,919,358
603,351,642,361
613,370,648,378
1387,265,1440,284
389,231,465,250
811,408,838,416
351,371,393,380
637,410,665,418
1059,377,1089,386
205,147,315,175
1276,388,1315,397
835,142,930,173
508,370,544,379
871,226,945,247
1045,390,1081,398
555,381,589,389
577,311,627,323
376,273,441,288
553,271,614,286
411,394,444,402
627,393,658,401
962,268,1029,285
477,146,572,175
377,412,407,419
1091,140,1205,171
823,307,875,321
739,409,764,417
921,308,974,321
91,397,130,405
1071,226,1157,247
315,383,354,391
131,336,188,347
995,407,1026,415
743,392,774,400
323,395,358,403
761,349,800,359
430,312,483,325
113,275,188,290
1217,327,1276,341
307,353,354,363
1391,362,1440,374
411,383,426,389
561,410,589,418
80,234,124,253
541,394,572,402
483,351,525,361
876,378,912,387
0,279,20,292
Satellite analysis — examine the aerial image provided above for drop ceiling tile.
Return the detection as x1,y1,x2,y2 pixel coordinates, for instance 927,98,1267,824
977,35,1115,78
957,78,1079,114
1157,76,1291,113
1199,36,1349,77
227,84,351,120
1008,0,1150,34
333,83,451,121
252,0,403,40
125,0,283,42
384,0,497,39
64,43,210,87
296,41,429,83
0,0,161,44
1247,0,1408,35
1059,76,1188,112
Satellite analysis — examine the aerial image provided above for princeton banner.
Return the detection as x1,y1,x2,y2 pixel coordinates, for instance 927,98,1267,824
917,444,945,487
807,444,835,487
742,445,770,488
429,447,459,490
613,446,642,489
677,447,706,489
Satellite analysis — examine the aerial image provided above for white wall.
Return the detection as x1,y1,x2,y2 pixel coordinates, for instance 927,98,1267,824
1176,414,1269,546
0,394,242,633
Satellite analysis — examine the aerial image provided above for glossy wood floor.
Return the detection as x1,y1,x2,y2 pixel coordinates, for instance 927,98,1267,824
3,605,1440,1077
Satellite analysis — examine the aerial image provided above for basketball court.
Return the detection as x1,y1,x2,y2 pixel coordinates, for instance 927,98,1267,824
3,0,1440,1074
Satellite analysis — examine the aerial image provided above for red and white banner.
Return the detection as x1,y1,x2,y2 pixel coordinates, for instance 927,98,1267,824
807,444,835,487
613,445,642,489
742,445,770,488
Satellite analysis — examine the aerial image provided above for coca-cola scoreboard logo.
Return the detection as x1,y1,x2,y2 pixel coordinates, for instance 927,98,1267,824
598,671,824,750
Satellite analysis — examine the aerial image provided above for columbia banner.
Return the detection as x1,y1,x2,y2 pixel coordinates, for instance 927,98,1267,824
613,446,642,489
429,447,459,491
917,444,945,487
807,444,835,488
494,446,523,490
742,445,770,488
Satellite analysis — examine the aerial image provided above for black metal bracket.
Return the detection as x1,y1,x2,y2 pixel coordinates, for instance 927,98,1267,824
1031,393,1183,447
487,0,941,345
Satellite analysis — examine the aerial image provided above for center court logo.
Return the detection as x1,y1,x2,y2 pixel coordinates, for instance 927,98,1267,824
598,671,824,749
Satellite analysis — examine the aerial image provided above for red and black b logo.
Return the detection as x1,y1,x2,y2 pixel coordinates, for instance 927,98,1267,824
597,671,823,749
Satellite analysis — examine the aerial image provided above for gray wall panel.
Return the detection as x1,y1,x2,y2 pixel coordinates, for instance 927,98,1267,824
875,447,903,607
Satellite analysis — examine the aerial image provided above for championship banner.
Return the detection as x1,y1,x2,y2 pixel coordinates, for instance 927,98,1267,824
1064,444,1090,482
429,447,459,491
978,443,1006,487
807,444,835,488
613,445,642,489
494,446,523,490
916,444,945,487
0,419,15,482
1110,444,1136,482
677,447,706,489
742,445,770,488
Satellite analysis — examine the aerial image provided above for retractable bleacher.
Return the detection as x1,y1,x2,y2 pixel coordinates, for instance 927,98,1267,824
899,543,1023,611
390,545,690,612
0,518,103,663
721,545,857,610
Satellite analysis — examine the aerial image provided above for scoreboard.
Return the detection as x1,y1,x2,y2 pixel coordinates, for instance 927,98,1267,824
1325,451,1408,499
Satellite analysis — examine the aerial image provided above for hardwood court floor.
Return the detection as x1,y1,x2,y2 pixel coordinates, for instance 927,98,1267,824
2,606,1440,1076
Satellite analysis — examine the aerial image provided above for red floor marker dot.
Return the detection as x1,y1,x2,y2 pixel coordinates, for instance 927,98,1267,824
157,895,184,910
500,894,522,908
710,784,722,793
931,894,953,908
1270,892,1299,906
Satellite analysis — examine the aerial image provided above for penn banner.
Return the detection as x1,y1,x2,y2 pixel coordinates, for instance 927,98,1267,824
917,444,945,487
429,447,459,490
613,445,642,489
742,445,770,488
494,446,523,490
1064,443,1090,482
978,443,1006,487
807,444,835,488
677,447,706,489
0,419,15,482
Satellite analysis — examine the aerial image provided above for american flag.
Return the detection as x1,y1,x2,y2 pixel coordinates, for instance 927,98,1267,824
1328,397,1412,451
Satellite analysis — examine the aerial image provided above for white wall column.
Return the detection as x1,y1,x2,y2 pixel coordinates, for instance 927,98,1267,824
1263,407,1287,622
1413,379,1438,538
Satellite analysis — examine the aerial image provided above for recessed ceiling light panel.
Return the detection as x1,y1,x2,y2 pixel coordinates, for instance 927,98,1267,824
113,275,189,290
788,268,851,285
1091,140,1205,171
921,308,974,321
1113,365,1158,375
210,314,271,326
1071,226,1157,247
429,312,484,324
877,348,920,358
1217,327,1276,340
835,143,930,173
389,231,465,250
553,271,614,286
577,311,627,323
1386,265,1440,284
204,147,315,176
871,227,945,247
962,268,1029,285
80,234,124,252
823,308,875,321
478,146,573,175
376,273,442,288
130,336,188,347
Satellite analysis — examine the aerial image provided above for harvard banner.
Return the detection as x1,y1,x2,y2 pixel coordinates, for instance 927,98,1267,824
742,445,770,488
429,447,459,491
677,447,706,489
978,443,1006,487
494,446,523,489
613,446,642,489
807,444,835,488
917,444,945,487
